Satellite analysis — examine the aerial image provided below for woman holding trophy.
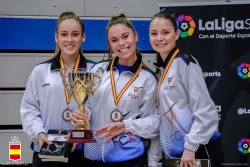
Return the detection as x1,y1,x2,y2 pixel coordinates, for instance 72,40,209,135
20,11,94,167
71,13,161,167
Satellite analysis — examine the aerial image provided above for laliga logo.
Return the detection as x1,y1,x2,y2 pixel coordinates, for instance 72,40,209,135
238,108,250,115
9,136,21,161
238,63,250,79
238,138,250,154
199,17,250,33
176,14,196,38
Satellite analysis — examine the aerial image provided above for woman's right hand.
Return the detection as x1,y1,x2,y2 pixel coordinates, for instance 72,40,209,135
37,132,52,148
180,149,198,167
71,110,88,126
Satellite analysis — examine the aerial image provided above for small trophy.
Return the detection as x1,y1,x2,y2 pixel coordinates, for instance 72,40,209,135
60,68,103,143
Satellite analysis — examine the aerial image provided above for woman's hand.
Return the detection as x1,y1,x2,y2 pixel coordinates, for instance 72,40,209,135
180,149,198,167
71,110,88,126
95,122,125,142
37,132,52,148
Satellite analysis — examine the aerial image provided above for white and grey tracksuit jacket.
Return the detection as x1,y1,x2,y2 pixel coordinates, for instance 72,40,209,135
20,52,95,152
154,47,219,158
84,54,160,165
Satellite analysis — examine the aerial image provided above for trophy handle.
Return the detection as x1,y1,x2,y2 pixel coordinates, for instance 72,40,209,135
91,67,104,94
60,68,73,96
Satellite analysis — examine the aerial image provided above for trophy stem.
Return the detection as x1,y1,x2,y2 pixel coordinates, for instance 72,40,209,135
75,105,90,130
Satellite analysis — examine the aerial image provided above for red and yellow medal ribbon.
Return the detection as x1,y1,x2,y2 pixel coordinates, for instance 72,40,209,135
110,57,142,105
157,48,179,106
60,55,80,105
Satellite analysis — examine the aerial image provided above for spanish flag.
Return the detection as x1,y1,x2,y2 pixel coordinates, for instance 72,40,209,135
9,144,21,161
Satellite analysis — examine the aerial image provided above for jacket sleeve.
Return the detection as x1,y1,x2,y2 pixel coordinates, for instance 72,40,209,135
180,60,218,152
148,135,161,167
20,71,46,143
124,78,160,139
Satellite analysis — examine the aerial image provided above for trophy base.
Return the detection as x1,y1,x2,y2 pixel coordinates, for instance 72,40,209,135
68,130,96,143
68,138,96,143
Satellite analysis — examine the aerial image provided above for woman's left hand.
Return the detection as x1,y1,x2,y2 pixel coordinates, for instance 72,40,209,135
95,122,125,142
180,149,198,167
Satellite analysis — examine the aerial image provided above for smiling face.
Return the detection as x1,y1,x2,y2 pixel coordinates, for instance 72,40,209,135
149,18,179,59
107,23,138,65
55,18,85,58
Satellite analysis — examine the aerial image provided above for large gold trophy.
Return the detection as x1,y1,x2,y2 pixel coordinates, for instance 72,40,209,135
60,68,103,143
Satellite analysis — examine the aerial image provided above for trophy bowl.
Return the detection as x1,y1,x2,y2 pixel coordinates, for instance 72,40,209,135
60,68,103,143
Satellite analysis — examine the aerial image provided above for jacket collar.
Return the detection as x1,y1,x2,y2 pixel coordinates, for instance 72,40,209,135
106,52,142,74
50,51,87,71
153,47,178,69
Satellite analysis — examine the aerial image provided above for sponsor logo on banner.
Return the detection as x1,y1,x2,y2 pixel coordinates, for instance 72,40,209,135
9,136,21,161
238,108,250,115
176,15,196,38
237,63,250,79
238,138,250,154
198,18,250,32
176,14,250,39
216,105,221,121
197,17,250,39
203,71,221,78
